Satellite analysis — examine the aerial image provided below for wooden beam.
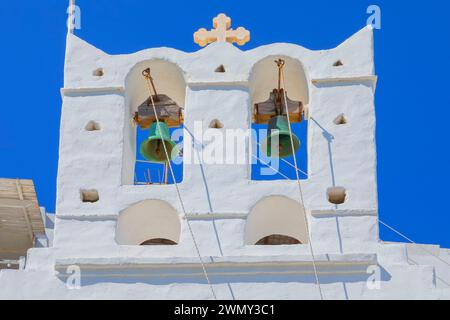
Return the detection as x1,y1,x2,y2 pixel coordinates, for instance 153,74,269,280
0,199,35,207
15,180,35,241
0,179,45,237
21,207,34,243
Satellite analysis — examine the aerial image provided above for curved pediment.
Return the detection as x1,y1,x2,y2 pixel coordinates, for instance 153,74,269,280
63,25,374,90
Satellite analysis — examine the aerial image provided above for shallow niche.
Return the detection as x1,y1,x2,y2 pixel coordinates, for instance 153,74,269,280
93,68,104,77
214,65,226,73
85,121,101,131
333,114,347,125
327,187,347,205
140,238,177,245
115,199,181,245
80,189,99,203
255,234,301,246
209,119,224,129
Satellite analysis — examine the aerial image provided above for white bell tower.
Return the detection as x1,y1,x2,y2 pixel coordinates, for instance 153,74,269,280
1,11,449,300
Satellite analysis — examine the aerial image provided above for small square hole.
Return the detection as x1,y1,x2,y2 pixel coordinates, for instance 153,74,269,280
327,187,347,205
81,189,99,203
85,121,101,131
334,114,347,125
214,65,226,73
209,119,224,129
93,68,104,77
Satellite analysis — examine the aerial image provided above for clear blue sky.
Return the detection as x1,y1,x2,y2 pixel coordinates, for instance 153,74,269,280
1,1,449,247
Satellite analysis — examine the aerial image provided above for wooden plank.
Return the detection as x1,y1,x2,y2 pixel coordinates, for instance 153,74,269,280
0,186,36,192
253,91,304,125
135,94,183,129
0,213,25,219
0,223,29,228
0,179,45,253
0,178,34,185
0,179,45,237
0,230,32,236
0,226,30,231
0,193,36,200
16,179,24,200
0,179,37,202
0,248,27,254
0,198,35,208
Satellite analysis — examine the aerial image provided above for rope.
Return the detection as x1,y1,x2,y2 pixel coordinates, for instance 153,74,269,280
276,62,449,294
252,155,292,180
379,219,450,268
278,60,324,300
143,72,217,300
256,141,309,177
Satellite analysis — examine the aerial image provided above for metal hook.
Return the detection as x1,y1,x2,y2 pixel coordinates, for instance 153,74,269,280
275,58,285,69
142,68,151,79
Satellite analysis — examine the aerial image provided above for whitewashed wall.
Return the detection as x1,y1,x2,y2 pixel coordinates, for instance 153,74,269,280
1,25,449,300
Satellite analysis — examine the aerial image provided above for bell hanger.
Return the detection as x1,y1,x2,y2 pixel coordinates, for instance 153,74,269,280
253,59,304,125
256,59,303,158
134,68,183,129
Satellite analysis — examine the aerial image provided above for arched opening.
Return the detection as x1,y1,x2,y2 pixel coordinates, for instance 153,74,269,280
249,56,309,107
140,238,177,246
116,200,181,245
249,56,309,181
255,234,301,245
123,60,186,186
245,196,308,245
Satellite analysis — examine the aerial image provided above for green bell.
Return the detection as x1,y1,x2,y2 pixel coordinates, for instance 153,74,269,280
140,121,177,163
262,115,300,158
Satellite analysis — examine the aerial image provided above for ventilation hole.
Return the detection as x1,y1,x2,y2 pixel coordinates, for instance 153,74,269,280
85,121,101,131
327,187,347,205
333,60,344,67
93,68,104,77
209,119,224,129
214,65,226,73
140,238,177,245
81,189,99,203
334,114,347,125
255,234,301,245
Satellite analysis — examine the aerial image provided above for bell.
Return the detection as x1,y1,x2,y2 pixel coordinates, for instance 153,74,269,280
140,121,177,163
262,115,300,158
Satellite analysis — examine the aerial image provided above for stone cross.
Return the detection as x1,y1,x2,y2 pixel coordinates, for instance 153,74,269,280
194,13,250,47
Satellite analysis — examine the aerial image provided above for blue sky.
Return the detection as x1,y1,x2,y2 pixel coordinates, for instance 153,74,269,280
0,1,449,247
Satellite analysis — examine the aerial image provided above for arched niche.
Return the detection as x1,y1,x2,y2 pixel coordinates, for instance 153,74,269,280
122,59,187,185
245,196,309,245
116,200,181,245
248,56,310,181
248,55,309,111
125,59,187,112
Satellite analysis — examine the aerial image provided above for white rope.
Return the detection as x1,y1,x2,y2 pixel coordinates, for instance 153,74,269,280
144,76,217,300
256,141,309,177
280,65,324,300
252,155,292,180
256,151,450,292
379,219,450,268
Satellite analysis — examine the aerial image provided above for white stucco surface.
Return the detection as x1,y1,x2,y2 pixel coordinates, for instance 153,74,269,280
1,25,449,300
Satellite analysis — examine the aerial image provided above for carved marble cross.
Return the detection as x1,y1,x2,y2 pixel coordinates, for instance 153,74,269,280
194,13,250,47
